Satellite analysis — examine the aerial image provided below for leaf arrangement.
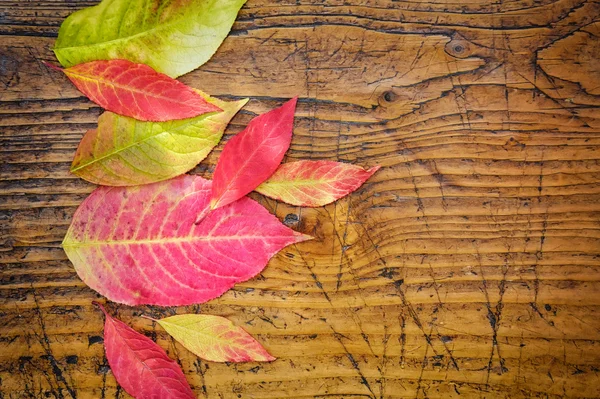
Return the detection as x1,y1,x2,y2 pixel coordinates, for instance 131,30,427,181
50,0,380,397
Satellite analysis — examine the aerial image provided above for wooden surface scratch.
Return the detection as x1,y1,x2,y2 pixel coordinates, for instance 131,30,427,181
1,0,600,398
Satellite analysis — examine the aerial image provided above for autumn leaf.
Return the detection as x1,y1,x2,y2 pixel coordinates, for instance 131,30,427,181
256,161,380,207
94,302,195,399
210,97,298,210
70,92,247,186
46,59,221,121
63,175,310,306
146,314,275,363
53,0,247,78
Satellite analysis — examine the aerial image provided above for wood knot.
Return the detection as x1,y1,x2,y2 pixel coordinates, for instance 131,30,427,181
445,40,471,58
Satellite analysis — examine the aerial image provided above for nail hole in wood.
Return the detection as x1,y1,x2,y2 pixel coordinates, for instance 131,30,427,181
382,91,397,103
284,213,299,225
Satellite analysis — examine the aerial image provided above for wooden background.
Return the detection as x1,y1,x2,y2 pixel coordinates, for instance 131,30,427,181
1,0,600,398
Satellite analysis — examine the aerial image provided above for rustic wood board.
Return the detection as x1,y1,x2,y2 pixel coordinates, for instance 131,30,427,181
1,1,600,398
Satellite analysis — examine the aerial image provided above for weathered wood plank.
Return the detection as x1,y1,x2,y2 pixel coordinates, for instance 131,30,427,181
1,0,599,398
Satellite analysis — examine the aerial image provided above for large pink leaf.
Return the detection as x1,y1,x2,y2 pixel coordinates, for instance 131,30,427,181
63,175,310,306
94,302,195,399
210,97,297,210
255,161,380,207
45,59,221,121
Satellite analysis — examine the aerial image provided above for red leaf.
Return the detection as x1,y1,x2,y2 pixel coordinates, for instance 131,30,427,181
45,60,221,121
210,97,297,210
255,161,380,207
94,302,195,399
63,175,310,306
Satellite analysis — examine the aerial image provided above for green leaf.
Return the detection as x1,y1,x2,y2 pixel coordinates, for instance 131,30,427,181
53,0,247,78
71,91,248,186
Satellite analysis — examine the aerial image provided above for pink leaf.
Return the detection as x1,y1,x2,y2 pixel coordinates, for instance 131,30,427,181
63,175,310,306
210,97,297,210
45,59,221,121
94,302,195,399
255,161,380,207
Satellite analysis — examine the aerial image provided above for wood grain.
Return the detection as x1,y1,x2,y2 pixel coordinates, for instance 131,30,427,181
1,0,599,398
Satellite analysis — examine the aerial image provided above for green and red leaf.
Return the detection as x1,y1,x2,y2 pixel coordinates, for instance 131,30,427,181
256,161,380,207
151,314,275,363
47,59,220,121
53,0,247,78
70,92,247,186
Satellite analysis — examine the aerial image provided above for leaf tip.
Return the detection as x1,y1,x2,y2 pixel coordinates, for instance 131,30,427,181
297,233,314,243
264,354,277,362
367,165,382,176
205,102,223,114
287,96,299,108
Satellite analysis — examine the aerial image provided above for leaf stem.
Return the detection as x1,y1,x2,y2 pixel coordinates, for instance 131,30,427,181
42,61,63,72
92,301,108,316
193,207,212,225
141,314,159,322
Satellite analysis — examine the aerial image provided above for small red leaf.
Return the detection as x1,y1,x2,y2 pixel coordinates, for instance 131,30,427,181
46,59,221,121
93,302,195,399
255,161,380,207
63,175,310,306
210,97,297,210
